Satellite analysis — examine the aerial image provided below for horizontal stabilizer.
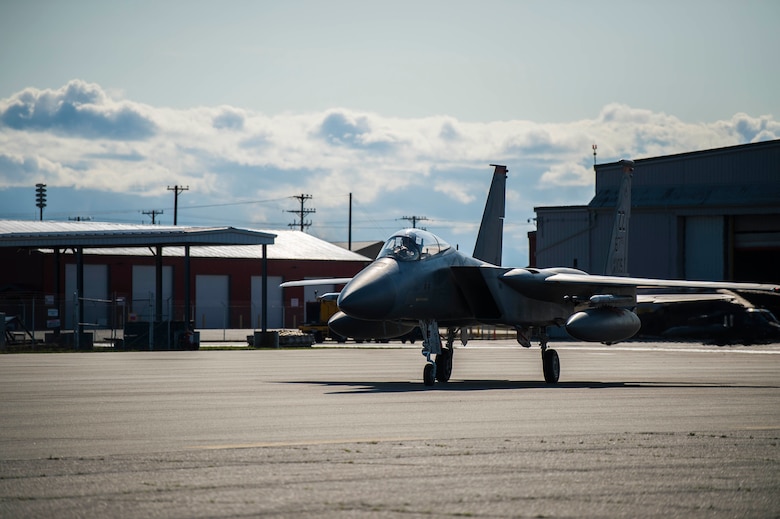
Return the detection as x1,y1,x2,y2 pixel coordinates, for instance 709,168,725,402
280,277,352,288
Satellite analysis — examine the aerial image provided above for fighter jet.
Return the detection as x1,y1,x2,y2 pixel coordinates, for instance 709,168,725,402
285,164,780,386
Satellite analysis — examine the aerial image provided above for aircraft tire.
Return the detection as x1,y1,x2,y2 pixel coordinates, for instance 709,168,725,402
436,348,453,383
543,349,560,384
423,362,436,386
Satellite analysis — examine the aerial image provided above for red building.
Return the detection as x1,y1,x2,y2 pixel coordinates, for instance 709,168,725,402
0,220,370,336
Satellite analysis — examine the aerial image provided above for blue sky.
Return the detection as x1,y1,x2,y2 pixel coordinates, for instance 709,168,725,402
1,0,778,266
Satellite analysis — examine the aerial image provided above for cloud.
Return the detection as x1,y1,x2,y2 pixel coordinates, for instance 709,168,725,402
315,110,400,152
730,112,779,143
0,80,157,140
212,108,245,130
0,153,46,183
538,161,593,187
0,79,777,266
434,180,477,204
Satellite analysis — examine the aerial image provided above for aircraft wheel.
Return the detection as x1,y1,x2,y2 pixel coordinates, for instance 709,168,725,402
423,362,436,386
436,348,453,383
543,349,560,384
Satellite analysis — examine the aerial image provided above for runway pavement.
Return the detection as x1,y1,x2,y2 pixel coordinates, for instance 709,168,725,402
1,340,779,518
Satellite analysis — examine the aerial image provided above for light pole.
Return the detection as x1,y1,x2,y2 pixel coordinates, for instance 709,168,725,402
35,183,47,221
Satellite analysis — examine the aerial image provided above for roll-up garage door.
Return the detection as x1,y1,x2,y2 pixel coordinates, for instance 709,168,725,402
196,275,229,329
64,264,108,329
251,275,283,329
131,265,173,321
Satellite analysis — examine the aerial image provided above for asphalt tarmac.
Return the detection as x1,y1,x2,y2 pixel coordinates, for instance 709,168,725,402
1,340,779,518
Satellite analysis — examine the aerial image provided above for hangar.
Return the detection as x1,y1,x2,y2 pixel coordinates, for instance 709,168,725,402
532,139,780,284
0,220,369,347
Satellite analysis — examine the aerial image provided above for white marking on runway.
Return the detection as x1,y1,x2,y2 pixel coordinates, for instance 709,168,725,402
189,437,425,450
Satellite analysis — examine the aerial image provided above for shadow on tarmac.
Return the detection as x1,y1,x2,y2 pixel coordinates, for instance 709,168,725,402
290,379,763,394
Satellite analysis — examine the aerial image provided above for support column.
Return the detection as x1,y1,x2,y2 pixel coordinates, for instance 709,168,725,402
76,247,84,344
261,244,268,333
54,248,61,335
184,245,191,326
155,245,163,322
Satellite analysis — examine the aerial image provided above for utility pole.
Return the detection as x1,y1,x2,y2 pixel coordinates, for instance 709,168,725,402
287,194,315,232
348,192,352,251
142,209,164,224
35,183,47,221
401,215,428,229
167,185,189,225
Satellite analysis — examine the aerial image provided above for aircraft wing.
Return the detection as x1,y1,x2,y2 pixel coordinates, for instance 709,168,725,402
279,277,353,288
544,272,780,293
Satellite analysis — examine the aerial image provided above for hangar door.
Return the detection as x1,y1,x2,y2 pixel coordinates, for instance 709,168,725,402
64,264,108,329
251,275,283,329
196,275,229,329
732,214,780,283
131,265,173,321
684,216,724,280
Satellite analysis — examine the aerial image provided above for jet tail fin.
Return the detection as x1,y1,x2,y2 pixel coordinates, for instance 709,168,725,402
472,164,507,266
604,159,634,276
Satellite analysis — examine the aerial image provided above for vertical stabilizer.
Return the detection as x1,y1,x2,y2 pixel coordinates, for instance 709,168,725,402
605,159,634,276
472,164,507,266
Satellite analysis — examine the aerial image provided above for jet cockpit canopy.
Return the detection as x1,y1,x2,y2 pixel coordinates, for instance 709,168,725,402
377,228,451,262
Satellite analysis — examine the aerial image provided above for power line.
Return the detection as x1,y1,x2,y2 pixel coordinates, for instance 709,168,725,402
141,209,164,224
176,196,289,210
400,215,429,229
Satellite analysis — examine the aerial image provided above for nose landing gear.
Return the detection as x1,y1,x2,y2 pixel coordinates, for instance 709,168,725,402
420,322,457,386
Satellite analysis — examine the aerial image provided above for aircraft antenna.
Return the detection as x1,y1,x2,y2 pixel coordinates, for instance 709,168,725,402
288,194,316,232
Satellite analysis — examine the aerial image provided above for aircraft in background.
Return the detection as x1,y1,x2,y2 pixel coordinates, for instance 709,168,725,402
284,164,780,386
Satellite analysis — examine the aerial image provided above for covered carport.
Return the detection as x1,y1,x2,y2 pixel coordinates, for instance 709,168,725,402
0,221,275,348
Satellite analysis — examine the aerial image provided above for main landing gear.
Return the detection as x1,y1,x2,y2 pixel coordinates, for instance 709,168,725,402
517,326,560,384
420,322,459,386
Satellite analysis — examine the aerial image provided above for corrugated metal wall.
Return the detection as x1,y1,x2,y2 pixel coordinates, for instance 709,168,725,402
534,140,780,281
534,207,591,270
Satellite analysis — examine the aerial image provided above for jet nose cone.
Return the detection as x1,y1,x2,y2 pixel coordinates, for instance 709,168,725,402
337,262,397,320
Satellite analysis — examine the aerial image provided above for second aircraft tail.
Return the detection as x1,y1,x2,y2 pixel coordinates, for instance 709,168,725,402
604,159,635,276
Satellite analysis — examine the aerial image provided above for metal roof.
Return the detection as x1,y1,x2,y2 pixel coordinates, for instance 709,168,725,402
64,231,371,261
0,220,369,262
589,139,780,210
0,220,275,248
